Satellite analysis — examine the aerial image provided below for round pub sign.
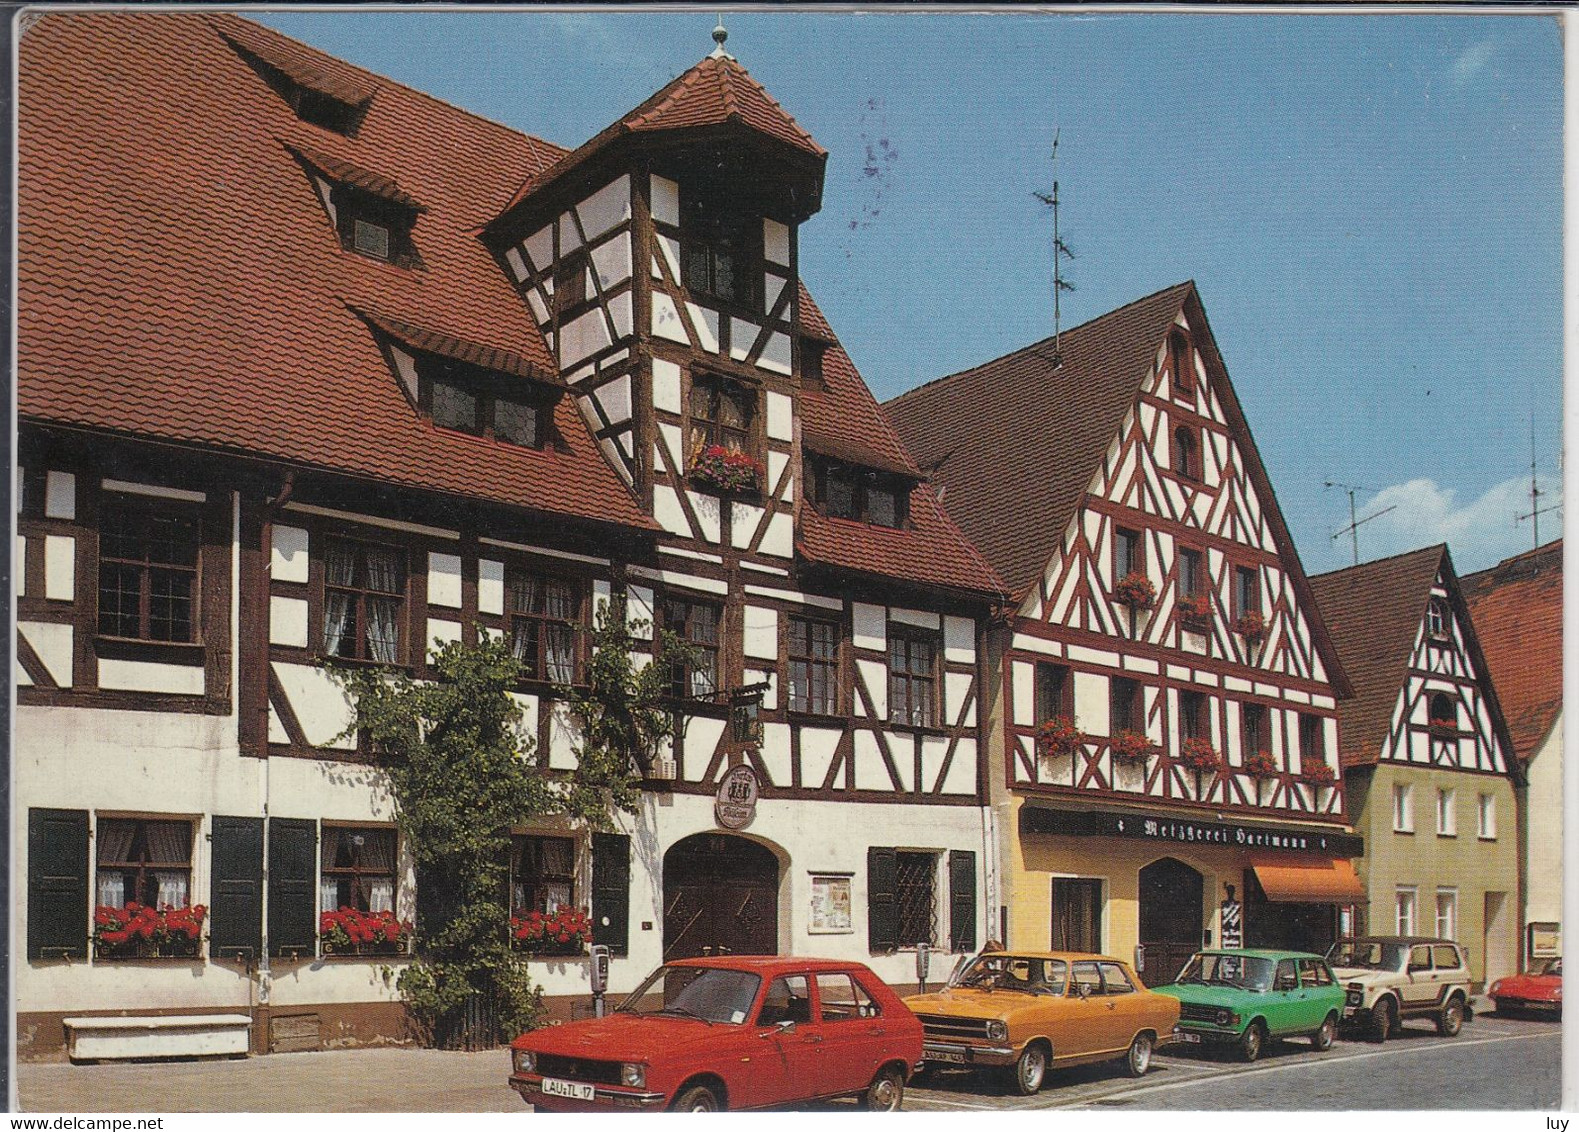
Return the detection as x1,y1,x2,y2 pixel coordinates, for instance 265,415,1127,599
715,765,760,830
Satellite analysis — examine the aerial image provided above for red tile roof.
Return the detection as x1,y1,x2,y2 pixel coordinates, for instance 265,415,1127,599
286,142,427,212
1463,539,1563,760
884,281,1343,681
20,12,650,530
216,16,379,107
1308,546,1449,768
501,53,823,217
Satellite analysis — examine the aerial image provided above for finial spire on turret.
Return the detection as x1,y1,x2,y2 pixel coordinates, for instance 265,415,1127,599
710,13,733,59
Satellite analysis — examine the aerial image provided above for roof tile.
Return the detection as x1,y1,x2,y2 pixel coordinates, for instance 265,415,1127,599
1463,539,1563,759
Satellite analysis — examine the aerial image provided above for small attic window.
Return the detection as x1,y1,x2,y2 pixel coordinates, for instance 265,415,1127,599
1170,329,1192,393
295,87,362,135
335,190,418,267
420,357,547,450
808,456,909,529
353,217,391,260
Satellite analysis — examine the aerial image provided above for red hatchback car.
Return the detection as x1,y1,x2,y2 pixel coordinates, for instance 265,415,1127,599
508,955,923,1112
1489,957,1562,1018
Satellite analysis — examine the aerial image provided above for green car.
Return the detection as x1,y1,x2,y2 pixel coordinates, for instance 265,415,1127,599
1153,949,1346,1062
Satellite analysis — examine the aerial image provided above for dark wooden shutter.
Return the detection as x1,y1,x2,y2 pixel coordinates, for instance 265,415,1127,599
949,850,977,952
28,808,88,960
210,816,264,961
591,832,630,955
867,846,898,953
268,818,317,957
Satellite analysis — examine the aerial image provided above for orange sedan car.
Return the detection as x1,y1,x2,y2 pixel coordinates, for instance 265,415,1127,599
904,951,1181,1095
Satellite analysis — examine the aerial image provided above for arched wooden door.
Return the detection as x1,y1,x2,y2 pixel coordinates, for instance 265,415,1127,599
663,834,779,960
1138,857,1204,986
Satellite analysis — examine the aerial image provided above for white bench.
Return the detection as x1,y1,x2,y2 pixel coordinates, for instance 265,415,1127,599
63,1014,252,1061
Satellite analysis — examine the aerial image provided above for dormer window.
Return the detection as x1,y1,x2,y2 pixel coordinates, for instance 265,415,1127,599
353,216,391,260
421,357,545,449
808,456,909,529
287,144,425,268
224,30,374,138
682,186,759,311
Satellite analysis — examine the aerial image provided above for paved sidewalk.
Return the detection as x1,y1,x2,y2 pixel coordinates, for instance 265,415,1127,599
18,1046,524,1113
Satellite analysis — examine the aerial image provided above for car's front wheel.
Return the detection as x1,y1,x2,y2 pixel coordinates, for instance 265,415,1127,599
1124,1032,1153,1078
673,1085,720,1113
1312,1012,1337,1051
1437,996,1465,1037
1370,997,1396,1043
862,1067,904,1112
1011,1042,1049,1095
1239,1021,1266,1063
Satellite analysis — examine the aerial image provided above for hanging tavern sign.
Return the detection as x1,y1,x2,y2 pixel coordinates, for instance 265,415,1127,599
1020,805,1363,858
714,765,760,830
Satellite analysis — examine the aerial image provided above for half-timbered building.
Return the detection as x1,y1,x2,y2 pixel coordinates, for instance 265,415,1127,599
1309,545,1521,987
1463,539,1564,967
888,283,1360,984
16,13,1006,1058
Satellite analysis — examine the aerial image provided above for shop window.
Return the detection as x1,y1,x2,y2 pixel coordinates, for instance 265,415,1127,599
888,626,939,728
95,817,192,910
1395,887,1418,936
1110,676,1143,735
511,835,575,914
1437,788,1457,837
1392,783,1414,833
1051,878,1102,954
665,597,721,700
320,826,397,914
508,570,580,683
97,497,201,642
322,538,405,663
1477,793,1497,840
1035,662,1074,724
787,615,840,715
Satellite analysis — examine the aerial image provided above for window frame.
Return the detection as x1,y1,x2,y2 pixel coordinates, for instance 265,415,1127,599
1477,793,1497,840
511,834,576,915
506,567,584,685
418,356,548,451
1436,787,1457,837
688,372,760,466
807,456,910,529
1299,713,1326,767
1114,527,1144,580
1034,662,1074,724
787,614,843,717
319,823,399,915
1178,689,1209,743
553,250,592,321
319,536,408,665
1395,887,1418,936
1178,547,1204,599
334,186,417,266
1435,889,1458,941
96,495,202,644
887,625,941,729
1172,425,1201,480
1234,565,1261,618
1169,329,1193,395
1241,702,1270,758
680,186,762,313
664,595,722,702
893,850,938,948
1110,676,1143,735
1427,597,1451,641
94,816,195,913
1392,782,1415,833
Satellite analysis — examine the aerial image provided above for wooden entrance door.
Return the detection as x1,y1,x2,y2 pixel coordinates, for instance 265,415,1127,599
663,833,779,960
1138,857,1203,986
1051,878,1103,953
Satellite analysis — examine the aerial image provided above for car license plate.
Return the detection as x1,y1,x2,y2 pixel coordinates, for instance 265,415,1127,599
541,1077,596,1101
928,1050,969,1064
1173,1030,1201,1044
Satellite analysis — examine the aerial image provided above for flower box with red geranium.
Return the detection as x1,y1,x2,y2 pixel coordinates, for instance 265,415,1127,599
1234,611,1266,642
1242,750,1279,779
319,907,412,957
92,903,206,960
1109,729,1155,764
511,907,592,957
1299,760,1336,786
1176,593,1212,630
690,445,765,495
1113,571,1156,611
1178,737,1222,774
1038,715,1084,757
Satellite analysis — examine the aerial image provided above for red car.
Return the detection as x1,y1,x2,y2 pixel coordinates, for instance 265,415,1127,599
508,955,923,1112
1489,957,1562,1018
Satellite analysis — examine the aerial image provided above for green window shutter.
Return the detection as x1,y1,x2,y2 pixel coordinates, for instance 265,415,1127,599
867,846,898,953
949,850,977,953
591,832,630,956
210,816,264,961
28,808,88,961
268,818,317,957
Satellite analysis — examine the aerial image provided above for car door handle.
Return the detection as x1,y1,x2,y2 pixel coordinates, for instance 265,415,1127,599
801,1034,824,1044
867,1026,887,1036
1106,1001,1116,1010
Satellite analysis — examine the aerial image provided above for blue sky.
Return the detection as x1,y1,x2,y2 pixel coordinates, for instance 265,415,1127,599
259,10,1563,576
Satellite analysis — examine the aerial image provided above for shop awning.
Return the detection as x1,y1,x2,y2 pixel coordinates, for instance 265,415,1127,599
1250,856,1365,903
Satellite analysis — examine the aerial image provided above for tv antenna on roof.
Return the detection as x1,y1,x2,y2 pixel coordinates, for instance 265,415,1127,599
1033,130,1076,365
1324,481,1396,568
1515,404,1561,548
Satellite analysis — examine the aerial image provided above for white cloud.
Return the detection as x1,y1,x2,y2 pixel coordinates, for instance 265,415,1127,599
1450,39,1497,89
1334,475,1561,574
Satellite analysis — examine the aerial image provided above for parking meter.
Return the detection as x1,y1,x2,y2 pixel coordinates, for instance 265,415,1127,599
1134,943,1146,974
590,944,611,1017
915,941,932,995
